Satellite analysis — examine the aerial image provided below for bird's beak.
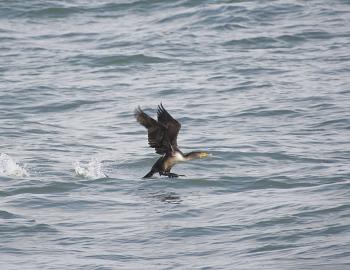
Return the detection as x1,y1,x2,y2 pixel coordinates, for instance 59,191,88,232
199,152,209,158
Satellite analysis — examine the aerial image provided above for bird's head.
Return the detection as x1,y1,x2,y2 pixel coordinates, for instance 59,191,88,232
184,151,210,160
198,152,209,158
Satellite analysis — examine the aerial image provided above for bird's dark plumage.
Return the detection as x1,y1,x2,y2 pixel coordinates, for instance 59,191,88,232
135,103,208,178
135,103,181,155
135,106,166,154
157,103,181,149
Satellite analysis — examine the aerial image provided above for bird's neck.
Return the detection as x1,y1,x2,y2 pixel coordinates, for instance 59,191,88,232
183,151,203,161
171,150,185,162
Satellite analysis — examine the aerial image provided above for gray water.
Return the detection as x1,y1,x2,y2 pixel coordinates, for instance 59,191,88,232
1,0,350,269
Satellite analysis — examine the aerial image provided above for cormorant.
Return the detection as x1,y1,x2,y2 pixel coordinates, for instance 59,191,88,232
135,103,209,178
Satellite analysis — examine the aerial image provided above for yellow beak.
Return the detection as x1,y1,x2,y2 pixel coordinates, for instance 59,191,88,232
199,152,209,158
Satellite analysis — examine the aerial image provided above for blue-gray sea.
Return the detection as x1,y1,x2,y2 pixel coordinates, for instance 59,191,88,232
1,0,350,269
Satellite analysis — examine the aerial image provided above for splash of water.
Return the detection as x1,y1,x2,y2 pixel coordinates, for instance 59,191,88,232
74,158,107,179
0,153,29,177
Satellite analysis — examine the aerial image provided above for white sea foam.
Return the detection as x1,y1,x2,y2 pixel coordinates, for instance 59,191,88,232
74,158,107,179
0,153,29,177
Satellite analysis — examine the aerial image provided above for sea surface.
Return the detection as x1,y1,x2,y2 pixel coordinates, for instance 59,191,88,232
1,0,350,269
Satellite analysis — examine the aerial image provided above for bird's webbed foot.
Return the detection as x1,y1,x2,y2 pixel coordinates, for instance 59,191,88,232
167,172,180,178
160,172,185,178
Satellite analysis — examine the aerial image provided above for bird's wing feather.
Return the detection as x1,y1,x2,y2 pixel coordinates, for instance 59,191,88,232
134,107,169,154
157,103,181,147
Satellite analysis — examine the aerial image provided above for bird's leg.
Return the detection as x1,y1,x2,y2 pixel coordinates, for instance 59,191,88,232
159,171,172,177
162,172,185,178
167,172,179,178
159,171,175,177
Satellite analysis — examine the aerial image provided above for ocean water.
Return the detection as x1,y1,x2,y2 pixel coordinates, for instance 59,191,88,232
1,0,350,269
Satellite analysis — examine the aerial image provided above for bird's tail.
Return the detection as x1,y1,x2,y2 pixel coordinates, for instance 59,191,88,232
143,170,155,178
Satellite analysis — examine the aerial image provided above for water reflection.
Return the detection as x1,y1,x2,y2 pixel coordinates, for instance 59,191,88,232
153,191,182,204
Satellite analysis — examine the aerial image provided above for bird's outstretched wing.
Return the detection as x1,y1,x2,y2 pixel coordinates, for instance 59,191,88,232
135,106,169,154
157,103,181,148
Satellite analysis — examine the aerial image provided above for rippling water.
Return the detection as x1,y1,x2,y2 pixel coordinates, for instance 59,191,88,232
1,0,350,269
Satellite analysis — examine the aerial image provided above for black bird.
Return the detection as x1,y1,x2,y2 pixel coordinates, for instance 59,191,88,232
135,103,209,178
